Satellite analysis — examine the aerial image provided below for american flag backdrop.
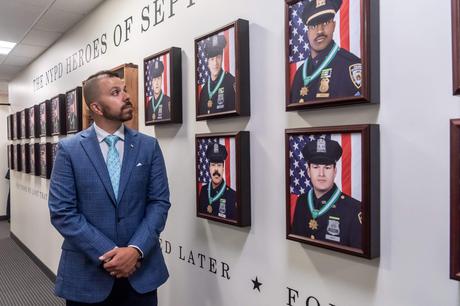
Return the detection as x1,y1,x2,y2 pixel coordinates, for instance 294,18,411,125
196,137,237,194
196,28,236,95
288,0,362,86
288,132,362,224
145,54,170,106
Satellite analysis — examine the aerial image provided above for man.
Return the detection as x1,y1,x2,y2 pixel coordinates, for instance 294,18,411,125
199,34,235,115
67,96,78,131
291,138,361,248
290,0,362,103
146,60,170,122
49,70,171,305
199,142,236,220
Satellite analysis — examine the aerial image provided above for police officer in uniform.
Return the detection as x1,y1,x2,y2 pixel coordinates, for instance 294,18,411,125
199,143,236,220
146,60,171,122
199,35,235,115
291,138,361,248
290,0,362,104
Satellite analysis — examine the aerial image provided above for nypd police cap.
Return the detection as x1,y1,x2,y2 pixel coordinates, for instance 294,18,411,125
149,60,164,78
205,35,227,58
302,0,343,26
206,142,228,163
302,138,342,165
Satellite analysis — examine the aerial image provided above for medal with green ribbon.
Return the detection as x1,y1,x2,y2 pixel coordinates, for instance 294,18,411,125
207,70,225,111
207,180,226,214
302,43,339,89
307,187,341,230
152,91,164,115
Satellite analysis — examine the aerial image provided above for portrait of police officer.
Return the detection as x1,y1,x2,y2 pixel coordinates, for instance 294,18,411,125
199,142,237,220
146,59,171,122
198,34,236,115
290,0,362,104
291,138,362,248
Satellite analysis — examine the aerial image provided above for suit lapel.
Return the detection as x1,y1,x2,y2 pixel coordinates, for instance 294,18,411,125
118,127,140,203
80,126,117,205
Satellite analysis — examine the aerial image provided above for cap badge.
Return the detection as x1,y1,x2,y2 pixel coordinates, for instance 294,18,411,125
155,61,159,69
213,143,219,153
316,138,327,153
212,35,219,47
316,0,326,8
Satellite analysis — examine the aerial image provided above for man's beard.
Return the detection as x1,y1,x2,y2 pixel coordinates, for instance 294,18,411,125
101,102,133,122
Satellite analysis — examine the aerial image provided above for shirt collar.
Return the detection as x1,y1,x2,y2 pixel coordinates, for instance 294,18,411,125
93,122,125,143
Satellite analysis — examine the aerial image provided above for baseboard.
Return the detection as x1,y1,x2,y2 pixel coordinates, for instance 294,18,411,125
10,232,57,283
0,216,8,221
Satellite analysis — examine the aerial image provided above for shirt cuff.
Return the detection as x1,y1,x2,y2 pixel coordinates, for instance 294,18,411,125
128,245,144,259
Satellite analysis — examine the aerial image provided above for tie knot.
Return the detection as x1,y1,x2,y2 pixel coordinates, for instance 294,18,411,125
104,135,120,148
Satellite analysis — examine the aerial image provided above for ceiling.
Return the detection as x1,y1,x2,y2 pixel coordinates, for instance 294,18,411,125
0,0,106,99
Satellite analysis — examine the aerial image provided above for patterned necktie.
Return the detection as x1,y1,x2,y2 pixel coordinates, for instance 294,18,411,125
104,135,121,200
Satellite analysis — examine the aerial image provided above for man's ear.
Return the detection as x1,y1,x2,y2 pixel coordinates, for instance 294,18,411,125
90,102,103,116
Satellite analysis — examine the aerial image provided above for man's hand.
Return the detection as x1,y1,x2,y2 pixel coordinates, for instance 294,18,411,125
99,247,141,278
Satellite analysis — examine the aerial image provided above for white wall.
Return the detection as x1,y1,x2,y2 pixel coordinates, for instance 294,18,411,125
7,0,460,305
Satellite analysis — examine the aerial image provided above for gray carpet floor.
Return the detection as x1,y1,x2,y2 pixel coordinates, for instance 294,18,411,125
0,221,64,305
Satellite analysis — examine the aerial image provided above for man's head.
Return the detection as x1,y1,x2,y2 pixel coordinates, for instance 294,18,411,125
205,35,226,81
150,60,164,96
302,138,342,195
206,142,228,187
83,70,133,123
302,0,342,57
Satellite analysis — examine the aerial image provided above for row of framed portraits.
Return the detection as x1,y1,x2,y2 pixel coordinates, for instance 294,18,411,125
7,87,82,140
194,124,380,259
7,142,57,179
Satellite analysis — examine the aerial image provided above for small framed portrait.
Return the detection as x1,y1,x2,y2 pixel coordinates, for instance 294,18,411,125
40,143,52,179
195,132,251,227
285,0,379,110
16,144,22,172
20,108,30,139
144,47,182,125
7,145,12,169
10,144,15,170
50,94,66,136
7,115,11,140
29,105,39,138
195,19,250,120
15,112,22,139
23,144,30,173
449,119,460,280
30,143,39,176
12,113,17,140
285,124,380,258
66,87,83,134
39,100,51,137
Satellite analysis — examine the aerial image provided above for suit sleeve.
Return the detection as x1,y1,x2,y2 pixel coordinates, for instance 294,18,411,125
48,142,117,265
128,139,171,256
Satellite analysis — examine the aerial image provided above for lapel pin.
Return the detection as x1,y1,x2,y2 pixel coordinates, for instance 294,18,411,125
130,144,134,148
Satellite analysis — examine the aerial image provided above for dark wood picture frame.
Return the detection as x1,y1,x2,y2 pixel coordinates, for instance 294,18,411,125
20,108,30,139
50,94,67,136
452,0,460,94
29,105,39,138
66,87,83,134
23,143,30,174
16,144,22,172
285,124,380,259
450,119,460,280
7,115,11,140
12,113,17,140
8,144,13,170
144,47,182,125
195,19,250,120
284,0,379,110
39,100,51,137
15,112,22,139
40,143,52,179
195,131,251,227
30,143,40,176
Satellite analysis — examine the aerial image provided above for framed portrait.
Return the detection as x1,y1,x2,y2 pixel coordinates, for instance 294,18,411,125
50,94,66,136
12,113,17,140
144,47,182,125
7,115,11,140
66,87,82,134
39,100,51,137
23,144,30,173
195,19,250,120
29,105,39,138
30,143,39,176
449,119,460,280
285,0,379,110
20,108,30,139
40,143,52,179
15,144,22,172
195,131,251,227
285,124,380,258
15,112,22,139
7,145,13,169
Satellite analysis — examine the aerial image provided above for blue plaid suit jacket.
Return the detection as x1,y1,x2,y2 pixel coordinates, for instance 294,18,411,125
48,125,170,303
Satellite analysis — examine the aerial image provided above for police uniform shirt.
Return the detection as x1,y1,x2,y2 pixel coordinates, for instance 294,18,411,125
199,69,236,115
199,180,236,220
291,184,362,248
290,41,362,103
146,91,171,121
